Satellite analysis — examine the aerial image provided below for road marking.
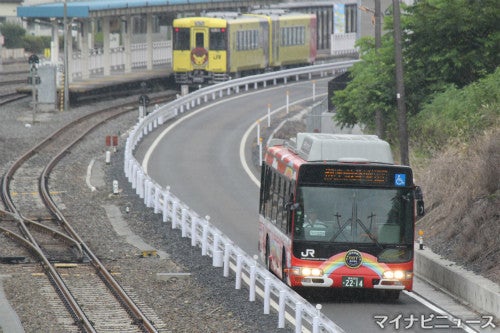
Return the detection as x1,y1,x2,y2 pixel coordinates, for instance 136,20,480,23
142,84,304,174
239,94,327,187
404,290,477,332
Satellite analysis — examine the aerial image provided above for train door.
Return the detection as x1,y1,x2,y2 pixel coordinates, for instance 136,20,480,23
191,28,209,69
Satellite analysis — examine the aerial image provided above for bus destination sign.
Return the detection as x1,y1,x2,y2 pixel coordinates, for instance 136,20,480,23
324,168,388,184
299,165,412,187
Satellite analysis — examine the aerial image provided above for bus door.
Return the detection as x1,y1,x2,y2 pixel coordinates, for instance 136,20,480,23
191,28,209,69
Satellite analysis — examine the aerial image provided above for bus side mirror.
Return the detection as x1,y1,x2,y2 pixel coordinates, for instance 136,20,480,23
415,186,425,217
416,200,425,217
285,202,300,211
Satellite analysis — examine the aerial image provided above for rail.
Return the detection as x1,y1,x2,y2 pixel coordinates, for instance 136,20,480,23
124,61,358,333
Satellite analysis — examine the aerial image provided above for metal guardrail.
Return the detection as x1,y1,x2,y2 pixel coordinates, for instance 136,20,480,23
124,61,357,333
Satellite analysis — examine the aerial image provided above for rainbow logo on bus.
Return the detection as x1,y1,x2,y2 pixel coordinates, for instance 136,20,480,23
320,251,390,278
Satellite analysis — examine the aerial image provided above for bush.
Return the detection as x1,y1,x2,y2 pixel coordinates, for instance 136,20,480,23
0,22,26,48
410,68,500,155
23,35,51,54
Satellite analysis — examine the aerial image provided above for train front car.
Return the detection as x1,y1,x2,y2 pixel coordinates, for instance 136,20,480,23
172,16,228,85
172,11,317,85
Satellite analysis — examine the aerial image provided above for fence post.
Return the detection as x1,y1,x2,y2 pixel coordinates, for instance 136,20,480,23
201,216,210,256
249,255,258,301
181,207,188,237
313,304,322,333
144,179,152,207
278,290,286,328
137,171,144,198
191,215,198,247
213,233,223,267
267,103,271,126
171,200,179,229
264,277,271,314
295,301,303,333
235,255,243,290
286,90,289,114
223,242,231,277
131,162,138,189
162,186,170,222
154,185,160,213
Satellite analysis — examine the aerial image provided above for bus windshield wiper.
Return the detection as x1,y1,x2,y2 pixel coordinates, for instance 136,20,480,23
356,217,383,250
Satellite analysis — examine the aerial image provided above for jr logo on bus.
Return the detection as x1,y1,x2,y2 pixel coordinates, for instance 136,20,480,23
301,249,315,258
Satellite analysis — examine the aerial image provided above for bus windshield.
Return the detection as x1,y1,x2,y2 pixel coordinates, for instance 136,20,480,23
294,186,414,245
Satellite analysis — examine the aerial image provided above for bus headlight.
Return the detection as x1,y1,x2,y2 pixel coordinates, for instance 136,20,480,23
292,267,323,277
383,270,410,280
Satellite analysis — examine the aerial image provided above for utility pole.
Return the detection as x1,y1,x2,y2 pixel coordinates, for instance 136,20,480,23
374,0,385,139
359,1,384,139
392,0,409,165
63,0,70,111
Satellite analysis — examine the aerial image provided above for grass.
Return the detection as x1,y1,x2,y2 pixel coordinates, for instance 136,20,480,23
413,128,500,284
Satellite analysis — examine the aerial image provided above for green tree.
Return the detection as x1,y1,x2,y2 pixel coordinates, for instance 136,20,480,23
332,0,499,144
0,22,26,48
333,36,400,141
404,0,499,91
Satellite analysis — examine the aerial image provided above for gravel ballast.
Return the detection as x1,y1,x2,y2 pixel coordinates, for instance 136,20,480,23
0,87,292,332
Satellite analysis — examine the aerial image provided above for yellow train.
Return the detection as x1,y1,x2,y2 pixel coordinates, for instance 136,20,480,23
172,11,317,85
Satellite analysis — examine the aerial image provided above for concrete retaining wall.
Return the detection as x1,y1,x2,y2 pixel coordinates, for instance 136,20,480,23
415,246,499,320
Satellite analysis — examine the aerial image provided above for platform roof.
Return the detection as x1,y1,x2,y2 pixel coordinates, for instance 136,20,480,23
17,0,276,19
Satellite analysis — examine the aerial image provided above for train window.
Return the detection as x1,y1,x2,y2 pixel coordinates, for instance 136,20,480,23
196,32,204,48
236,30,259,51
173,28,190,50
281,26,306,46
209,28,227,50
345,4,358,33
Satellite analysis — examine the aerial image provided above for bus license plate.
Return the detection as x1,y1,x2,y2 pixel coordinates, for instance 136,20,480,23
342,276,364,288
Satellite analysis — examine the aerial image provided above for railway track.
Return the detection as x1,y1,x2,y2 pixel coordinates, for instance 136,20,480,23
0,91,29,106
0,96,174,333
0,68,31,106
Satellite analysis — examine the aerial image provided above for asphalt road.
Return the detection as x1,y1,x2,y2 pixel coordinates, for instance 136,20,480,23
140,80,469,333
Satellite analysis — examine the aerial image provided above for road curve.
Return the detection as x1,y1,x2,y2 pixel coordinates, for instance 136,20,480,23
141,80,469,333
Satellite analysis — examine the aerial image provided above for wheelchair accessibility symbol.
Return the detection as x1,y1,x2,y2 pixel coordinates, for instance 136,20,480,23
394,174,406,187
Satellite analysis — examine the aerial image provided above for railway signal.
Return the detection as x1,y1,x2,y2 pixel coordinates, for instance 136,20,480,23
138,94,150,119
28,54,40,124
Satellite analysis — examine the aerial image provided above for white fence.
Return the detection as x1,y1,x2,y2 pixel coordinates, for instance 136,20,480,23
71,41,172,78
331,33,357,56
124,61,358,333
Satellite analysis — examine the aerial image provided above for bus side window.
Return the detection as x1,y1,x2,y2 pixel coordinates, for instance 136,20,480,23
278,178,287,232
269,173,278,223
273,175,282,224
259,165,272,215
285,180,294,234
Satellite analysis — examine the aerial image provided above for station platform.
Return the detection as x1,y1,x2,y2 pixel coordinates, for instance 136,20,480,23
18,66,174,105
71,68,171,92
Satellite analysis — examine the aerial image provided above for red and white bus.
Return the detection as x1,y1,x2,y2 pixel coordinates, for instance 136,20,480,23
258,133,424,299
